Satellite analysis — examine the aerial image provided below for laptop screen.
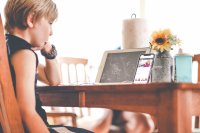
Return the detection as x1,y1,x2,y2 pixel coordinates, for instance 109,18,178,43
95,48,148,83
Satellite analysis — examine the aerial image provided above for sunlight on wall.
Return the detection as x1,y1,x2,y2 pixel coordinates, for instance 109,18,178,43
51,0,200,69
1,0,200,57
51,0,140,66
144,0,200,54
47,0,141,81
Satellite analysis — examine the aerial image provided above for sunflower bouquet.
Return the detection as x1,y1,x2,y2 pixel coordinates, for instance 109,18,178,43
150,29,181,53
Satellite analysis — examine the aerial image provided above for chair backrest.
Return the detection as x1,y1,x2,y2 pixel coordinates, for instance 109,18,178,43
193,54,200,82
59,57,88,85
0,14,24,133
59,57,90,117
193,54,200,128
45,57,90,126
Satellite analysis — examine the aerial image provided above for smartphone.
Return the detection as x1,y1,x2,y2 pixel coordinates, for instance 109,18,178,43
133,53,155,84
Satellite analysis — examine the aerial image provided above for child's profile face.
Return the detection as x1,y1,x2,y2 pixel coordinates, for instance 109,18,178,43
29,17,53,48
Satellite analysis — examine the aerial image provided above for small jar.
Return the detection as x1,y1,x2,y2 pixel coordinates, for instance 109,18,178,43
174,52,193,82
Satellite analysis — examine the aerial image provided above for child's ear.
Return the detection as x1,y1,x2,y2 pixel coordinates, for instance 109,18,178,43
26,13,34,28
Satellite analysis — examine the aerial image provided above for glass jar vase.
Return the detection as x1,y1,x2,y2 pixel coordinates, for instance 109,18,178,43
151,51,173,82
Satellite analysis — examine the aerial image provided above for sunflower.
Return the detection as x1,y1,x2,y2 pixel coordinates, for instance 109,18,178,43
150,29,172,53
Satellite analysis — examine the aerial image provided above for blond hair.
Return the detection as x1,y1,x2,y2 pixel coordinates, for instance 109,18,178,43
4,0,58,33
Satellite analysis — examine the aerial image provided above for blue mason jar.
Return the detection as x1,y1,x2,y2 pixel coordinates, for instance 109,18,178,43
175,53,193,82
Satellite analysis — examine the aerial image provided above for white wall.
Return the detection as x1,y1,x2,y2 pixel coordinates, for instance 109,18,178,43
2,0,200,56
51,0,140,66
144,0,200,54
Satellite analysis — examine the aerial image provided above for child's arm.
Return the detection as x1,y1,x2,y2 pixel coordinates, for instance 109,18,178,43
37,42,61,86
12,49,49,133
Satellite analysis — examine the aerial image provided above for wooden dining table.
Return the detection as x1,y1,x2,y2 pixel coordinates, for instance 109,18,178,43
36,83,200,133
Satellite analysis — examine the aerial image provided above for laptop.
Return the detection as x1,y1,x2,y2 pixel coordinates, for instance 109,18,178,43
95,48,150,85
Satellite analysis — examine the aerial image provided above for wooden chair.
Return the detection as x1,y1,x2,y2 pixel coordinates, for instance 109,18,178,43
46,57,90,127
193,54,200,128
59,57,88,85
0,14,24,133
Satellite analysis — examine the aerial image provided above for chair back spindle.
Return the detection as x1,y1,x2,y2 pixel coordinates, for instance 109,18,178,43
46,57,90,127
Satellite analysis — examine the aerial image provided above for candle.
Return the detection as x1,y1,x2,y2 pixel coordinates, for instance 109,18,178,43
122,18,149,49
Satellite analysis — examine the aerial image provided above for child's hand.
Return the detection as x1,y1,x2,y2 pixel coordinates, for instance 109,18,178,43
40,42,57,59
41,42,53,53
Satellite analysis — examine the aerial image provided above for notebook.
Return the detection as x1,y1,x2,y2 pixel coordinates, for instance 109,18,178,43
95,48,150,85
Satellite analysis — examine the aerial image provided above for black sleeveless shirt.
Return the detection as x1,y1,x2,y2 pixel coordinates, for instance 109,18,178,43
6,34,49,125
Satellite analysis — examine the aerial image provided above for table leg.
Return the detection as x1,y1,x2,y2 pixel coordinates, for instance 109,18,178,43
157,89,192,133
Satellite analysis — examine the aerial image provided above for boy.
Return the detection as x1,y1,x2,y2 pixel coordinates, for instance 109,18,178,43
4,0,92,132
